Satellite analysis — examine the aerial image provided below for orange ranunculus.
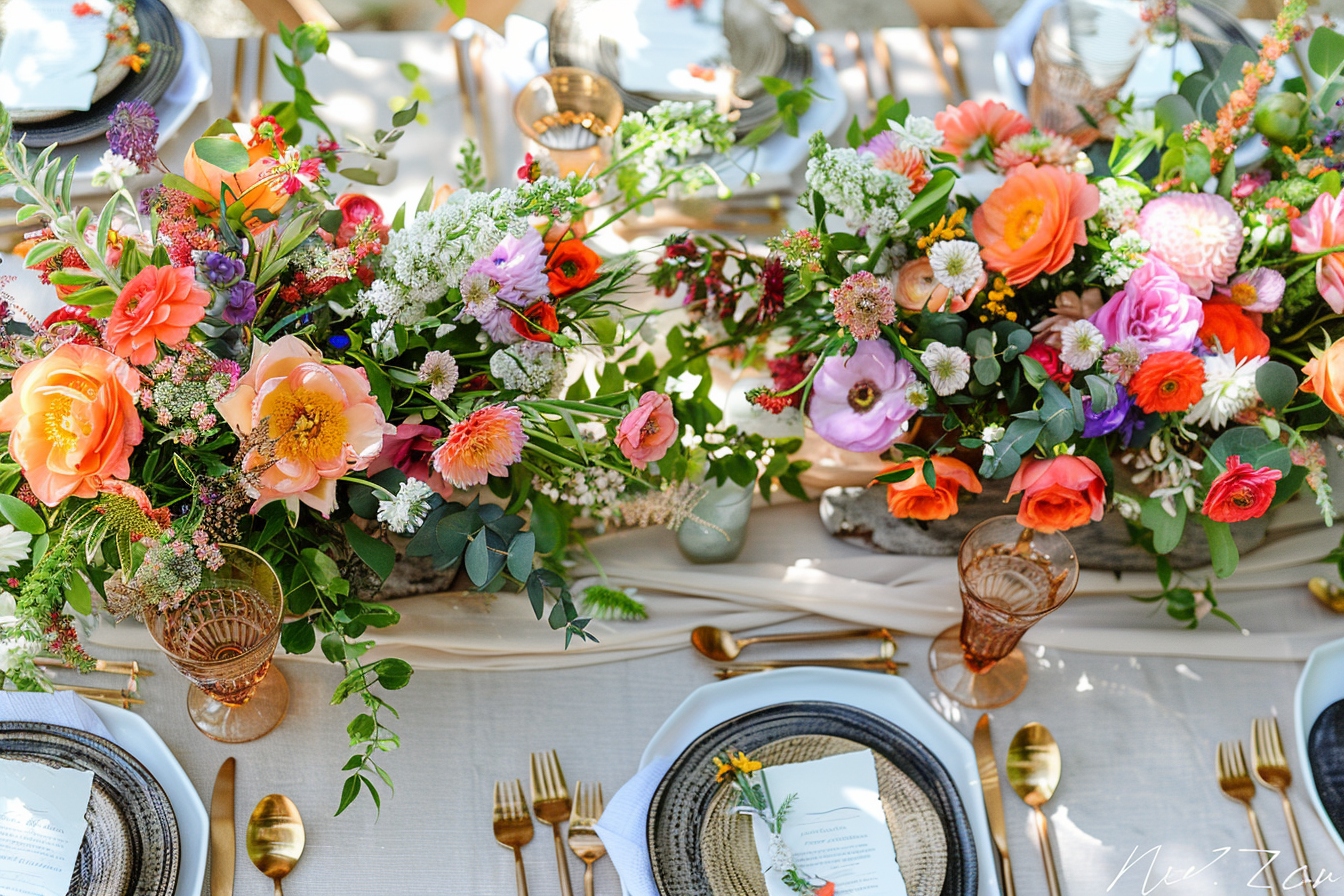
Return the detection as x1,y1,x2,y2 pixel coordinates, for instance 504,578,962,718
215,336,393,515
1009,454,1106,533
546,239,601,296
510,301,560,342
104,265,211,366
1302,336,1344,416
182,135,288,230
1129,351,1207,414
933,99,1032,159
0,344,143,506
882,456,982,521
894,256,985,314
1198,298,1270,361
972,163,1100,287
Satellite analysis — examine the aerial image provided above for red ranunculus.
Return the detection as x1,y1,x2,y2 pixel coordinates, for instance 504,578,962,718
1202,455,1282,523
510,301,560,342
1024,341,1074,385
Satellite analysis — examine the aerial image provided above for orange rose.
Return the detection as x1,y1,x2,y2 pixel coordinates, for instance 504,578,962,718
1008,455,1105,533
105,265,211,366
894,257,985,314
883,456,982,521
182,135,288,230
0,344,143,506
215,336,393,515
972,163,1100,287
1198,298,1270,361
1302,336,1344,416
546,239,601,296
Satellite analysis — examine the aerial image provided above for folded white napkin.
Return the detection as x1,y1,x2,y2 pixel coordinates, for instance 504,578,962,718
594,755,673,896
0,691,114,742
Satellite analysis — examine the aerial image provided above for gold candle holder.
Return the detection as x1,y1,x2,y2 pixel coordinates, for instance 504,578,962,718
514,67,624,179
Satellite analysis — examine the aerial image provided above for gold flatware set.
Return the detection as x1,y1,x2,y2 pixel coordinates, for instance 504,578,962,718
691,624,905,678
211,757,306,896
35,656,154,708
1216,716,1315,896
977,716,1064,895
495,751,608,896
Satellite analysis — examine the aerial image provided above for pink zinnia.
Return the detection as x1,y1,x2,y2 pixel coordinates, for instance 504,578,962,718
1138,193,1244,298
1291,192,1344,313
431,404,527,488
933,100,1032,159
831,271,896,341
859,131,930,192
1202,455,1282,523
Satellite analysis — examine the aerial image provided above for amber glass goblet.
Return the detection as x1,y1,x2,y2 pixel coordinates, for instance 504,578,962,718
147,545,289,743
928,516,1079,708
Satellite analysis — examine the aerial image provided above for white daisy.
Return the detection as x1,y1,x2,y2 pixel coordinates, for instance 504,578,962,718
889,116,943,153
905,382,931,410
0,525,32,573
923,342,971,396
1059,320,1106,370
376,479,437,534
1185,352,1265,430
419,350,460,401
927,240,983,295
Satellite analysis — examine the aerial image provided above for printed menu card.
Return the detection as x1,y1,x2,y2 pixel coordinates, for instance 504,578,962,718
0,756,94,896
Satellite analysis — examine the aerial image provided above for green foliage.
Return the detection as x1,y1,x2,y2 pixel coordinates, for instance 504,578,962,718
580,585,648,620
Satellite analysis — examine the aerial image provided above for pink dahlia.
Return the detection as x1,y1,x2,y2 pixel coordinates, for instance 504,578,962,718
859,131,930,193
1291,192,1344,313
431,404,527,488
1137,193,1244,298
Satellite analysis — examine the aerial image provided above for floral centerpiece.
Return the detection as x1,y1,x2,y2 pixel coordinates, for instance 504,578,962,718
0,25,806,810
659,1,1344,624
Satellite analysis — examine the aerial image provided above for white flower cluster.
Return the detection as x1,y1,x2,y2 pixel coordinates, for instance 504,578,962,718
360,188,529,325
0,524,32,573
1095,231,1151,287
376,479,437,535
1092,177,1145,235
533,466,626,517
91,150,140,191
0,591,39,677
515,174,597,224
489,343,567,398
616,101,735,197
805,135,914,240
1185,352,1264,430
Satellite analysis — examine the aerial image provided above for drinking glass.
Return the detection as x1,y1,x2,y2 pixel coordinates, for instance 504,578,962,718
513,67,623,178
928,516,1079,708
147,545,289,743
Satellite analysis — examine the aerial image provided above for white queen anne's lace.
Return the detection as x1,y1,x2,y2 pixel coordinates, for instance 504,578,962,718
804,134,914,241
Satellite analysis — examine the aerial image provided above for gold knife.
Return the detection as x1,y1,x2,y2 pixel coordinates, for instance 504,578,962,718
211,757,236,896
974,714,1016,896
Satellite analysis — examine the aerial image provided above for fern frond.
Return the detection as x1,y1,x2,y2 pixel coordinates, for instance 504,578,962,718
580,585,647,621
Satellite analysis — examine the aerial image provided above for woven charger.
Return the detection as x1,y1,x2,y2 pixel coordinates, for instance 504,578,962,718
701,735,948,896
648,702,977,896
0,721,180,896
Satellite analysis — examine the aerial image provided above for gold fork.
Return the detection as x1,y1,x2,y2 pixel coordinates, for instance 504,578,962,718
1216,741,1284,896
1253,718,1315,896
568,782,606,896
530,750,575,896
493,779,534,896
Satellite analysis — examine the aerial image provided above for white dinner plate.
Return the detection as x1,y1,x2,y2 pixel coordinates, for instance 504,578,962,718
86,698,208,896
638,667,1000,896
1295,636,1344,860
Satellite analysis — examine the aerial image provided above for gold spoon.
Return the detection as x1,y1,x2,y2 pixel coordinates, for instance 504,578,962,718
246,794,305,895
1007,723,1063,896
690,625,897,662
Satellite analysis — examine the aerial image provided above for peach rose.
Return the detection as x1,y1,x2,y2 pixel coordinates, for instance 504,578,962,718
973,163,1100,287
1008,455,1105,533
894,257,985,314
216,336,394,515
1302,336,1344,416
105,265,211,366
182,135,288,230
615,391,677,470
883,456,982,521
0,344,143,506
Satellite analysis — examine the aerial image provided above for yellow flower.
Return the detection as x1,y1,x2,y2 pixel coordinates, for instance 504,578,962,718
917,208,968,251
729,751,762,775
712,757,734,783
979,276,1017,322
